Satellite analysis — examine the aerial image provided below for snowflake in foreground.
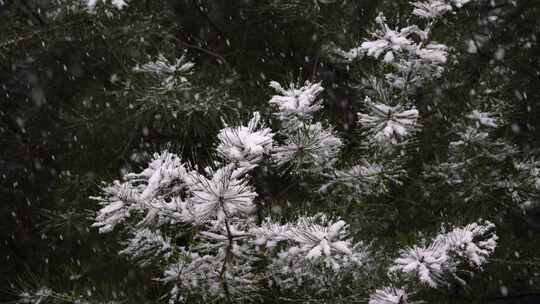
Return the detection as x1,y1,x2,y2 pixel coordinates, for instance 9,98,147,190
217,112,274,167
358,97,419,145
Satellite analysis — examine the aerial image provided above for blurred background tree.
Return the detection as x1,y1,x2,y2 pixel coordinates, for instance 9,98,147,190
1,0,540,303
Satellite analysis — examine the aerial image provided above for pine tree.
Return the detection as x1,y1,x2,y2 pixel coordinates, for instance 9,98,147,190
3,0,540,304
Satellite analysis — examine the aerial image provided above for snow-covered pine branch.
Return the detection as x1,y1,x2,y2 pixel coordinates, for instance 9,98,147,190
91,104,363,301
369,287,410,304
268,80,343,173
216,112,274,168
85,1,505,302
252,214,369,294
358,96,420,146
325,0,475,91
272,121,343,173
86,0,127,11
91,151,188,232
411,0,473,19
182,164,258,226
269,80,324,124
320,159,404,196
388,220,497,288
119,228,172,266
128,53,239,124
133,54,195,91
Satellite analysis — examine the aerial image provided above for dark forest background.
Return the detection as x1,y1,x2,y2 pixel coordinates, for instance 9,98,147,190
2,0,540,303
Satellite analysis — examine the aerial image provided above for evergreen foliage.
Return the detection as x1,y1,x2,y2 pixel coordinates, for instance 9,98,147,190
2,0,540,303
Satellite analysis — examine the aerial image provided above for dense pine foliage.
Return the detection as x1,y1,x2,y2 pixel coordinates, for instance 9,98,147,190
2,0,540,303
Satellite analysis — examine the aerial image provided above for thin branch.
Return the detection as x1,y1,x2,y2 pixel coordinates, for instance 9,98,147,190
176,39,232,71
220,215,234,303
191,0,228,40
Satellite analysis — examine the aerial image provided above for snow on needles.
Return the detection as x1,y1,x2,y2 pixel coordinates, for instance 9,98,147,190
183,164,257,225
358,97,419,145
269,80,323,122
390,220,497,287
369,287,409,304
133,54,195,91
360,14,417,63
217,112,274,167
